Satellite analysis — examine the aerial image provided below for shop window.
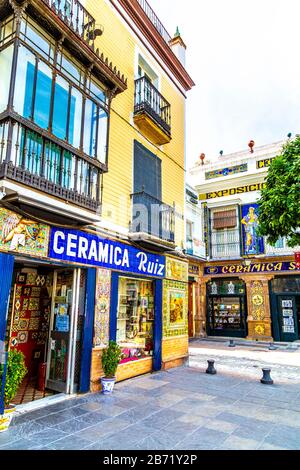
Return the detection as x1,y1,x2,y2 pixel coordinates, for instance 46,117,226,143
117,277,154,363
272,277,300,293
208,296,246,333
0,45,13,112
207,279,245,296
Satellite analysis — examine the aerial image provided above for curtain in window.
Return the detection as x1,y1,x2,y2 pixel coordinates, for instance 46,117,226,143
213,209,237,230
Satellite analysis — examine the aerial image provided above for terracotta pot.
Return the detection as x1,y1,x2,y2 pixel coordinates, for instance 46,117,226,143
0,406,16,433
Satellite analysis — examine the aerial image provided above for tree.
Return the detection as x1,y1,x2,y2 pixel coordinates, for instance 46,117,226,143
258,137,300,248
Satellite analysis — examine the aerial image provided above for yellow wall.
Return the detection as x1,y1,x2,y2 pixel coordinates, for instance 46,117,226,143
86,0,186,246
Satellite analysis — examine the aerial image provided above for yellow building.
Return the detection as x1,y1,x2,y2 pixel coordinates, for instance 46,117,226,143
0,0,194,403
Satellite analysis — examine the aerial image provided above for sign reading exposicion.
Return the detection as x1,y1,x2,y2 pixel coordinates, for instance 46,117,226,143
49,228,165,278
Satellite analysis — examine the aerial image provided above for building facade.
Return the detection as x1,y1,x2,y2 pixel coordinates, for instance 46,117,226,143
189,140,300,343
185,183,205,338
0,0,194,403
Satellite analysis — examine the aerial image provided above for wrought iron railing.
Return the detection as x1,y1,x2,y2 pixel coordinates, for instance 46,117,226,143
0,119,100,211
136,0,172,45
134,76,171,135
130,190,175,243
42,0,96,47
210,229,241,259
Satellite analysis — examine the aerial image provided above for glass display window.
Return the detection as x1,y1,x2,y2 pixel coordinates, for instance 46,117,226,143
208,296,246,333
117,277,154,364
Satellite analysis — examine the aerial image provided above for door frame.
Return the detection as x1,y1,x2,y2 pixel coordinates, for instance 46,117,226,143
46,268,80,394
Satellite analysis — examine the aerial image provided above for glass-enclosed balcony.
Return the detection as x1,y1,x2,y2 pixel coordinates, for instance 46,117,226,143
130,191,175,244
134,77,171,145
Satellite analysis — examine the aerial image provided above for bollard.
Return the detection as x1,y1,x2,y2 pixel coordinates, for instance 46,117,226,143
260,368,273,385
269,343,277,351
206,360,217,375
229,339,236,348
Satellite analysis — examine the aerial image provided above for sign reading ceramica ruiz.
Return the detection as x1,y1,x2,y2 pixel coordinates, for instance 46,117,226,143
199,182,266,200
204,262,297,276
49,228,165,278
0,208,49,258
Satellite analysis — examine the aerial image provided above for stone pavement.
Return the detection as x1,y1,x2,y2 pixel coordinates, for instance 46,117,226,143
189,339,300,382
1,364,300,450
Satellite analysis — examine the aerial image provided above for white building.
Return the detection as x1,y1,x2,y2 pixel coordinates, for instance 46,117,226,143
188,140,300,343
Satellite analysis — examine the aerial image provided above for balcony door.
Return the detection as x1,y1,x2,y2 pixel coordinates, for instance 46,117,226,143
46,268,82,394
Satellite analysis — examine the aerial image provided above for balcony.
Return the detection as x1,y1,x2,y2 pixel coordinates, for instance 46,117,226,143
136,0,172,46
134,77,171,145
210,229,241,260
129,191,175,251
0,118,101,215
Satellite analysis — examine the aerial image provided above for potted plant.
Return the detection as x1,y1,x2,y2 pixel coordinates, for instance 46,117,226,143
0,350,27,432
101,341,122,395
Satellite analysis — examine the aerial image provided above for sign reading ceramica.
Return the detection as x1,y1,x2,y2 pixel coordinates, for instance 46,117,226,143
49,228,165,278
0,208,49,258
204,262,297,276
199,182,266,200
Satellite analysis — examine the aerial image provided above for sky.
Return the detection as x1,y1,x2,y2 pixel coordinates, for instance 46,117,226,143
149,0,300,169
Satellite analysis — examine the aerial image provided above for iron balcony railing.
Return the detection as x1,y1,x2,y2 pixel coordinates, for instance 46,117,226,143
0,119,100,211
210,229,241,259
134,76,171,136
42,0,96,47
130,190,175,243
136,0,172,45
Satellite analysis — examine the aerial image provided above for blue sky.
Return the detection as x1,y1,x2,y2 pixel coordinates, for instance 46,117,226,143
150,0,300,168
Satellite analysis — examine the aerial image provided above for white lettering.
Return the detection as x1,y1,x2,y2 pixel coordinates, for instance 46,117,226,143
98,242,109,263
122,249,130,268
114,246,123,266
66,234,77,257
53,231,65,255
78,236,88,259
157,264,165,276
137,252,147,272
88,240,98,261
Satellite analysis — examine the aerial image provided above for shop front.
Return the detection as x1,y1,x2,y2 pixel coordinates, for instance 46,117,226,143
0,208,96,403
206,279,247,338
203,260,299,342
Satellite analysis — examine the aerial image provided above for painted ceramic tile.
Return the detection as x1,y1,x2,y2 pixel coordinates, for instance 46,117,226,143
17,331,28,344
18,319,29,330
166,258,188,282
0,208,50,257
31,287,41,297
163,280,188,338
29,318,40,330
29,298,40,310
26,273,37,285
94,268,111,347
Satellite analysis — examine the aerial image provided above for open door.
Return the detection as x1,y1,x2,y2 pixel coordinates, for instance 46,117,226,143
278,296,298,342
46,269,82,394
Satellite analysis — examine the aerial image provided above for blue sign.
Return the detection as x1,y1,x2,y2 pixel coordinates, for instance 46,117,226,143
49,228,165,278
55,314,69,332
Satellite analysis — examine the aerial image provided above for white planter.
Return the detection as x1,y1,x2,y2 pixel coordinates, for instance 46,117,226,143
0,406,15,433
101,376,116,395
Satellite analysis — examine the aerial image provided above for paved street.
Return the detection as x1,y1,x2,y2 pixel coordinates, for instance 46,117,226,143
190,339,300,383
1,351,300,450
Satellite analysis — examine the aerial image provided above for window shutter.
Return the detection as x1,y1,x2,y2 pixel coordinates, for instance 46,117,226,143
134,141,161,200
213,209,237,229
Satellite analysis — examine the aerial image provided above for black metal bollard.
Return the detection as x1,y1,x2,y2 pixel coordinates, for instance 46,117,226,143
260,368,274,385
206,360,217,375
229,339,236,348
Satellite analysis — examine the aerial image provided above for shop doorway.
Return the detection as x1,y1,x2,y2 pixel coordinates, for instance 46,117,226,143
270,276,300,342
6,264,86,404
188,282,194,338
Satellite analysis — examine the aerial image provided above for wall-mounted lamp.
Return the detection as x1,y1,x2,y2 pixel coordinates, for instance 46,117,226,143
87,24,104,41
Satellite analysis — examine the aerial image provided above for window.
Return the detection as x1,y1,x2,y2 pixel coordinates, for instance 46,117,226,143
0,45,13,112
117,277,154,364
210,207,240,258
213,209,237,230
33,61,52,129
186,221,193,240
52,75,70,140
134,141,161,199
